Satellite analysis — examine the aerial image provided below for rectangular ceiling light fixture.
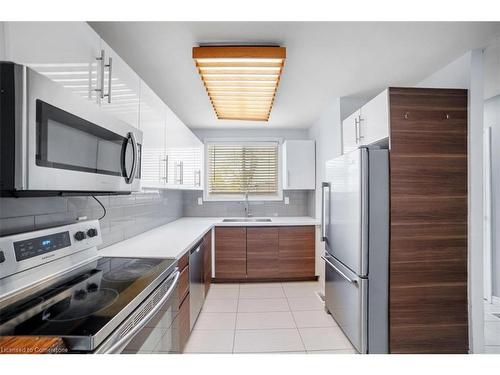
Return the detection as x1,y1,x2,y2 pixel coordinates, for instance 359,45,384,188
193,46,286,121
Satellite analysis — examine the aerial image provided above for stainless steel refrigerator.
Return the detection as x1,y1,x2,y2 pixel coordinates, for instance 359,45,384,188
321,146,389,354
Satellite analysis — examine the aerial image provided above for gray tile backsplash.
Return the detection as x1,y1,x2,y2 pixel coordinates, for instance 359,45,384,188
183,190,314,218
0,189,183,249
0,188,315,249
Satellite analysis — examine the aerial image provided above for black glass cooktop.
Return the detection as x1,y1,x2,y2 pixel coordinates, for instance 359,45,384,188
0,257,177,343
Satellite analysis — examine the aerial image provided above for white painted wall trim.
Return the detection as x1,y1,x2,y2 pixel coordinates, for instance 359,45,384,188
469,48,485,354
484,126,493,303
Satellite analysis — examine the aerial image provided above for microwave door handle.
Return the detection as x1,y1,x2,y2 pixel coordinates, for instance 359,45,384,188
321,182,330,241
124,132,138,184
101,270,180,354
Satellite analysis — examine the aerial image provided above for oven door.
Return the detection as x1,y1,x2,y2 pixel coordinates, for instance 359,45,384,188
95,270,181,354
23,67,142,193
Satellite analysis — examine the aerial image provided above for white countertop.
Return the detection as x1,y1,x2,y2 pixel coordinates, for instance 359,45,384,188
99,216,319,260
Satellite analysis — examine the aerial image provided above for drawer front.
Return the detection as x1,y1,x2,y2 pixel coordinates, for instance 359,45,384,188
176,293,190,353
178,266,189,305
203,230,212,294
278,226,315,257
178,251,189,271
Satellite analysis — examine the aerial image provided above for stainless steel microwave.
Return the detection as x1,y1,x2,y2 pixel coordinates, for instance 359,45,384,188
0,62,142,196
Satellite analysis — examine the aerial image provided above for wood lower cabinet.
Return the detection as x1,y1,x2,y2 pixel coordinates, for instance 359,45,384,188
203,230,212,295
247,227,279,278
214,225,316,281
214,227,247,279
278,226,315,278
178,266,189,303
175,251,190,353
177,294,190,352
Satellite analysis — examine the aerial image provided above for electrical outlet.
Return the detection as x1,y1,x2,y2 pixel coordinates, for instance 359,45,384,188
197,197,203,205
284,196,290,205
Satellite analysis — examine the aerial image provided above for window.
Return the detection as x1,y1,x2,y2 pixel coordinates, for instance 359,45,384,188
206,142,280,200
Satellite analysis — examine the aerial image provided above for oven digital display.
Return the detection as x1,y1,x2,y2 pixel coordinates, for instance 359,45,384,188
14,231,71,262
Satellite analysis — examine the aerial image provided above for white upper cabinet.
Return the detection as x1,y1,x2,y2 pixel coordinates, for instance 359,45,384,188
359,89,389,146
165,107,203,190
99,40,141,128
4,21,203,190
4,22,142,130
139,81,167,189
342,109,361,154
282,140,316,190
4,22,101,105
342,90,389,154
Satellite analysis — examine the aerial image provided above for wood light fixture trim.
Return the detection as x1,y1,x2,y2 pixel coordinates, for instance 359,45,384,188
193,46,286,121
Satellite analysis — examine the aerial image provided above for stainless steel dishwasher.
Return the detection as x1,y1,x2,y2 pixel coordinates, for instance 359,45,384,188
189,241,204,330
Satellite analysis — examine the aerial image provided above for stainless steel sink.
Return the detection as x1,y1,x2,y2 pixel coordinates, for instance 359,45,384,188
222,218,272,223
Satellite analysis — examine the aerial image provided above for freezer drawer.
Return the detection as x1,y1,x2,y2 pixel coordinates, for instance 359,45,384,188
323,253,367,353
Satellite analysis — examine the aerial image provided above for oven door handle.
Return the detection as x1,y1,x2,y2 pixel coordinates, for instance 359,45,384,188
124,132,138,185
102,269,180,354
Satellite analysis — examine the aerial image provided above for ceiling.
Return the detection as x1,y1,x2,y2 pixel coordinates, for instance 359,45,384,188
89,22,500,130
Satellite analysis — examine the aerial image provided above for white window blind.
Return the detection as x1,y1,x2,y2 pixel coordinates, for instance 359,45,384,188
207,143,278,195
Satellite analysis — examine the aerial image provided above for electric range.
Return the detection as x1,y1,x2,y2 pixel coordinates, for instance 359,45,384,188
0,220,180,353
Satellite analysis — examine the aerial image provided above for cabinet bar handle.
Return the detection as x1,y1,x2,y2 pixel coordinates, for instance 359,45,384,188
358,115,364,140
354,117,360,143
95,50,105,99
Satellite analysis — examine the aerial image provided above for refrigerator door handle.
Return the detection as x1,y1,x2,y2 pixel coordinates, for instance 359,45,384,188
322,255,358,284
321,182,330,241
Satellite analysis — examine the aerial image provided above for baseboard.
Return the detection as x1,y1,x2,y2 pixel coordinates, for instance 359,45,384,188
212,276,318,283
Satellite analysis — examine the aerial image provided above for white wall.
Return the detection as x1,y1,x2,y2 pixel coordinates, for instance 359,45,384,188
0,22,6,60
484,95,500,298
340,97,370,121
469,48,485,354
192,128,309,142
307,97,342,288
483,35,500,100
415,51,471,89
483,38,500,303
308,98,342,219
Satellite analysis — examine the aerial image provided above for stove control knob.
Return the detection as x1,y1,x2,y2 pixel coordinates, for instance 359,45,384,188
74,289,87,300
87,228,98,238
74,231,86,241
87,283,99,293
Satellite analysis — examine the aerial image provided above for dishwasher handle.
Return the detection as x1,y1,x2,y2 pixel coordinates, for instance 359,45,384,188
190,241,202,254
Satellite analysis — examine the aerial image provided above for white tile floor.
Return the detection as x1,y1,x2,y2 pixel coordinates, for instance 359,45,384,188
484,300,500,354
183,281,356,354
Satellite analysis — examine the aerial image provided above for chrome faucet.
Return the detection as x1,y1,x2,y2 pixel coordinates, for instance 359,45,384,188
244,192,253,217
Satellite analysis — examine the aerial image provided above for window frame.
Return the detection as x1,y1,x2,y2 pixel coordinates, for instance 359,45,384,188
203,138,283,202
